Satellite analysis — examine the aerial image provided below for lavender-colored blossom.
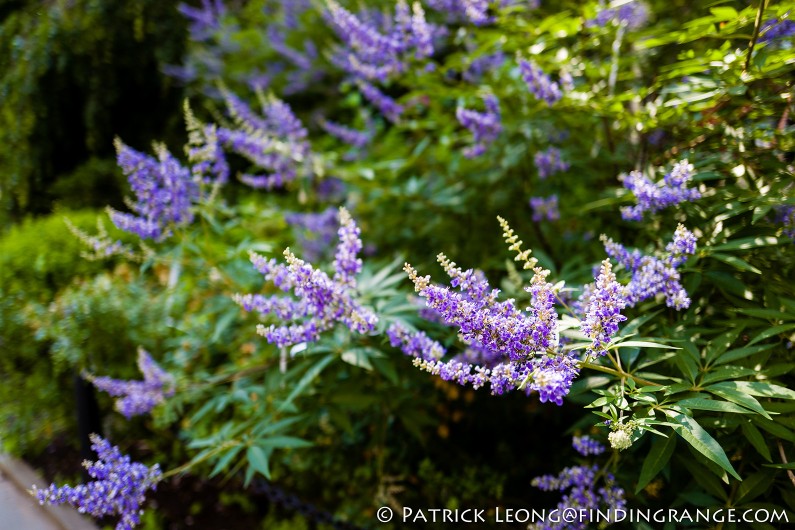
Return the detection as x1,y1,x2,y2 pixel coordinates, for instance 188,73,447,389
357,81,404,122
237,208,377,347
620,160,701,221
32,435,162,530
777,206,795,241
320,119,373,149
581,260,627,356
109,140,199,240
387,322,446,361
534,147,569,179
456,94,502,158
528,353,580,405
463,50,506,83
89,349,175,419
333,207,364,286
178,0,225,42
572,436,606,456
531,465,625,530
530,437,625,530
519,59,562,106
530,195,560,222
218,91,310,189
602,224,697,310
284,207,339,262
760,15,795,43
426,0,492,26
589,0,650,30
665,224,698,266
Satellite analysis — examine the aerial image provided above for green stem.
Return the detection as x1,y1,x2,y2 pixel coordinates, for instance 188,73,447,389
580,361,660,387
744,0,769,75
160,440,241,480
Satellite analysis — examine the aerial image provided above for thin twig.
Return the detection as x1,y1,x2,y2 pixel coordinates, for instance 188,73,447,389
744,0,769,75
776,440,795,487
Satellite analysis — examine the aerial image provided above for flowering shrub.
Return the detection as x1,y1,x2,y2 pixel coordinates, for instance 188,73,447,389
3,0,795,528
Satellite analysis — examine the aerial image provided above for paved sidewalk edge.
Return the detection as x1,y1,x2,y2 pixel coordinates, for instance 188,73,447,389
0,454,99,530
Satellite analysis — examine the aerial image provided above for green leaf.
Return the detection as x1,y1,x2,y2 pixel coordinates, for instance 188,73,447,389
612,340,679,349
736,471,774,504
677,397,754,415
713,343,776,365
341,348,375,370
258,436,312,449
747,324,795,346
709,236,783,252
719,381,795,400
209,445,242,478
247,445,272,480
704,383,773,419
636,434,677,493
751,416,795,443
278,354,335,412
701,366,759,385
709,253,762,274
741,422,772,462
666,412,742,481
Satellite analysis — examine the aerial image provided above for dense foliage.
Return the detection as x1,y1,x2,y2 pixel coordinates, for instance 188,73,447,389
2,0,795,529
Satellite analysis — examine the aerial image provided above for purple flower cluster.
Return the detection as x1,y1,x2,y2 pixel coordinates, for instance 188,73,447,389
218,92,311,189
89,349,175,419
387,321,447,361
285,207,340,262
601,224,698,310
530,463,625,530
426,0,492,26
185,104,229,185
529,437,624,530
178,0,225,42
530,195,560,222
319,119,373,150
589,0,650,30
406,255,558,362
398,252,581,402
519,59,562,106
32,434,162,530
463,50,506,83
777,206,795,241
109,140,199,240
235,208,377,347
456,94,502,158
357,81,405,123
534,147,569,179
760,15,795,43
325,0,435,121
572,435,606,456
620,159,701,221
580,260,627,357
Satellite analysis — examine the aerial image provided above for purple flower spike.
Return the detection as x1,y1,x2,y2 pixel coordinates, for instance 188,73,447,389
573,435,606,456
589,0,650,30
581,260,627,356
31,435,162,530
621,159,701,221
109,140,199,241
601,224,697,310
518,59,562,106
530,195,560,222
456,94,502,158
236,207,377,347
90,349,175,419
357,81,404,122
534,147,569,179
